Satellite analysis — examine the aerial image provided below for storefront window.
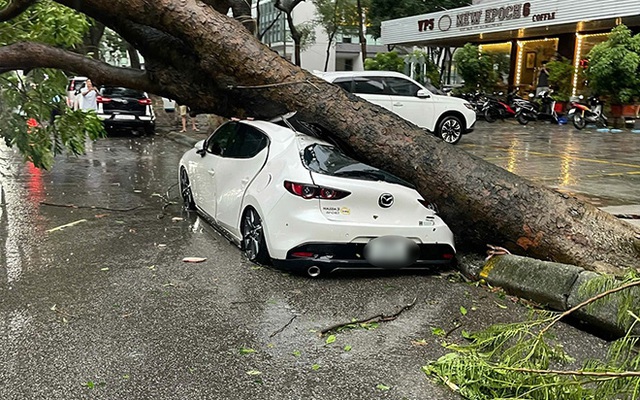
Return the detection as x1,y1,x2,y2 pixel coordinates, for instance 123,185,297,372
515,38,558,94
572,33,610,96
479,42,512,91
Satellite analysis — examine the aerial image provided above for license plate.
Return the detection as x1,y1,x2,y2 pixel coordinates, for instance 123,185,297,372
364,236,419,268
115,115,136,120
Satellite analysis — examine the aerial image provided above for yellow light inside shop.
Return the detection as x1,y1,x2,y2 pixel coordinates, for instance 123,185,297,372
515,42,524,87
572,33,583,97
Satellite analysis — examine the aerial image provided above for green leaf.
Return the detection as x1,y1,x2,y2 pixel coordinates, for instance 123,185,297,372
246,370,262,376
292,350,301,357
431,327,446,337
311,364,320,371
460,306,468,316
495,302,508,309
85,381,95,389
325,334,336,344
343,345,352,352
376,384,391,391
239,347,256,355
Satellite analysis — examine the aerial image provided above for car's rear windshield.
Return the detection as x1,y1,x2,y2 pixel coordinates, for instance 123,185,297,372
100,87,146,98
302,144,412,187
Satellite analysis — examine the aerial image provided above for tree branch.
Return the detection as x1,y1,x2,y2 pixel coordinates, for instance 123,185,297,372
538,279,640,337
320,297,417,335
0,0,35,22
0,42,153,91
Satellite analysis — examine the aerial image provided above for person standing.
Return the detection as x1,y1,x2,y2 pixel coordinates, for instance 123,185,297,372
179,105,198,132
536,61,550,96
81,79,98,111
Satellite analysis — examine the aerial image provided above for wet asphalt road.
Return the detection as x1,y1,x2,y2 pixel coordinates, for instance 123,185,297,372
463,121,640,206
0,135,610,399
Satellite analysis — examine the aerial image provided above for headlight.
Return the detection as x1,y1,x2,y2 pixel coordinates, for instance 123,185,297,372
463,102,474,110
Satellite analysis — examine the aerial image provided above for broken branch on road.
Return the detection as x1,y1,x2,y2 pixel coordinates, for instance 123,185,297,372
320,296,418,335
269,315,298,338
40,201,145,212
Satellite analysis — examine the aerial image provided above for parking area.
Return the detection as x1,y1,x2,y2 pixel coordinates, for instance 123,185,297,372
461,121,640,207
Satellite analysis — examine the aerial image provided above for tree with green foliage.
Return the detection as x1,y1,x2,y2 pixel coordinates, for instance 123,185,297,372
587,24,640,105
0,0,104,168
426,271,640,399
453,43,497,93
546,58,575,102
368,0,470,39
364,51,404,72
314,0,360,71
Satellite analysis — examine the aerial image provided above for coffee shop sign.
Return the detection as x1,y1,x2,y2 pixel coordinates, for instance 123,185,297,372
418,2,556,33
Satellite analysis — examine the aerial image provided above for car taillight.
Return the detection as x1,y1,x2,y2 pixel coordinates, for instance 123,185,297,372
284,181,350,200
138,98,152,105
418,199,438,212
97,96,111,103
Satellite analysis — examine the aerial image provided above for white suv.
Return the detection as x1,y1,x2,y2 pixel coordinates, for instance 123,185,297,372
318,71,476,144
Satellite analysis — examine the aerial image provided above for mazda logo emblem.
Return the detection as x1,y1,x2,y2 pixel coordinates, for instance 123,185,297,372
378,193,394,208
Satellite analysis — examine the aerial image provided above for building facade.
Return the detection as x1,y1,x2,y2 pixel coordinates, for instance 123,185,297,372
254,0,387,72
381,0,640,94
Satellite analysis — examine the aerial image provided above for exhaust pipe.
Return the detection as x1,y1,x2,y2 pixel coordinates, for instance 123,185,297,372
307,266,321,278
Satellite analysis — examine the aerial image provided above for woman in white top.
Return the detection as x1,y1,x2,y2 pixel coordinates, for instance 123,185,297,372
81,79,98,111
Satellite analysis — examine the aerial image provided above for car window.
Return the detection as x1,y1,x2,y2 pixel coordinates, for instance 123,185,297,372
223,124,268,159
302,144,412,187
384,77,421,97
101,87,146,98
352,77,386,95
333,78,352,93
206,122,237,156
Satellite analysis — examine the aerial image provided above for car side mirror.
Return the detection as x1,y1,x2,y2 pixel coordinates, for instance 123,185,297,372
416,89,431,99
194,140,206,156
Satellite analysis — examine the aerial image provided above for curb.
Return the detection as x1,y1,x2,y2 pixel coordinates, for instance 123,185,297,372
462,254,640,337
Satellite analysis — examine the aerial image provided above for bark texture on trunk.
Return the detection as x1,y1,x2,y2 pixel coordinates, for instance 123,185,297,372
1,0,639,272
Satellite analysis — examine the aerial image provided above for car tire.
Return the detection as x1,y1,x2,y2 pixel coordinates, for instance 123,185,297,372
241,208,270,265
179,167,196,211
437,115,463,145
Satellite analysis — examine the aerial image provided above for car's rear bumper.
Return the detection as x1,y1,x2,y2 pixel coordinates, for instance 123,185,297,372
98,114,155,128
271,242,456,275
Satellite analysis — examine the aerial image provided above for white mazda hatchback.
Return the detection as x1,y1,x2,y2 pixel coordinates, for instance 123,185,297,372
178,117,455,277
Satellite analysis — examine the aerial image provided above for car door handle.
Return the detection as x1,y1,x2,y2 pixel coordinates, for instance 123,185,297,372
207,169,215,176
393,102,404,107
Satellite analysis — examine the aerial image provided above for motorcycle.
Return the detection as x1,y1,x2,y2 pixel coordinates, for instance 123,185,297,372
514,90,558,125
482,91,517,122
567,95,607,130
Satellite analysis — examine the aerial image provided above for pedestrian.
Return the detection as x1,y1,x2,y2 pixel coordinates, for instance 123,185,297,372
81,79,98,111
535,61,550,96
179,105,198,132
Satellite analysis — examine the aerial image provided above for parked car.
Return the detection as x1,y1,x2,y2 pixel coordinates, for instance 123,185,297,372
96,86,155,135
66,76,88,109
316,71,476,145
178,115,456,277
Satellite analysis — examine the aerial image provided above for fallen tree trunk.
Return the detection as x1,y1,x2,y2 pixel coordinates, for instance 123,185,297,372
0,0,638,272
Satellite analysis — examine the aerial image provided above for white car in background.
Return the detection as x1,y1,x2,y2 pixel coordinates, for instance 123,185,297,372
317,71,476,144
178,115,456,277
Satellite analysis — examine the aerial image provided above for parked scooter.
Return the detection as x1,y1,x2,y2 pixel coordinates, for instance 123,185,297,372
482,91,517,122
567,95,607,130
514,90,558,125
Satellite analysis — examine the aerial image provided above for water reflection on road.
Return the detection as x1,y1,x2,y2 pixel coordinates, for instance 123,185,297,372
462,122,640,205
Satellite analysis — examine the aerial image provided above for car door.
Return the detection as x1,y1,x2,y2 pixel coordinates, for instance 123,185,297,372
384,76,435,129
194,122,238,217
213,123,269,237
350,76,393,112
